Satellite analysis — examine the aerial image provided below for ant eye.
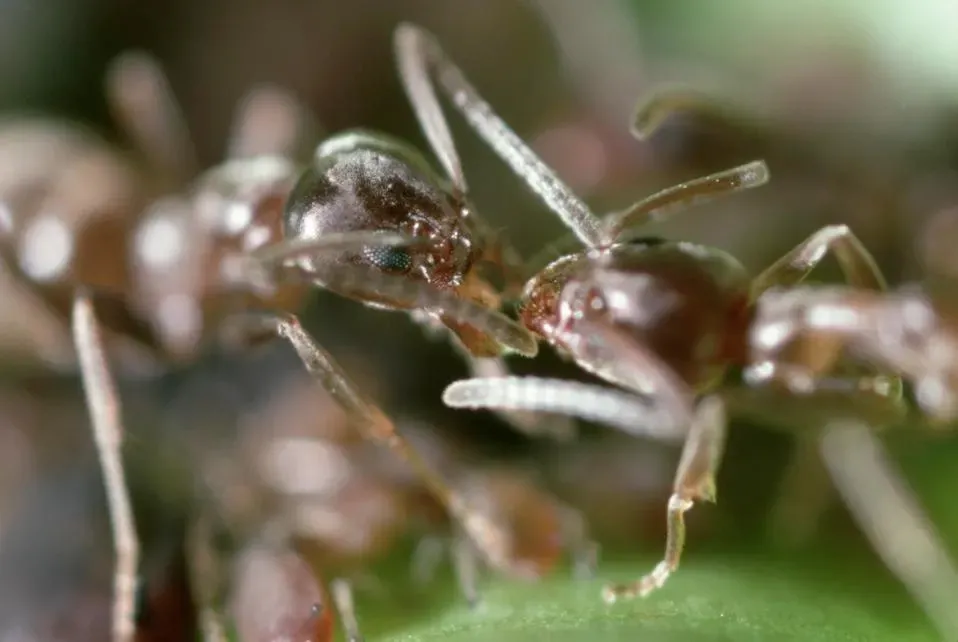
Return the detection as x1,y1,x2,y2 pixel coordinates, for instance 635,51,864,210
363,245,413,273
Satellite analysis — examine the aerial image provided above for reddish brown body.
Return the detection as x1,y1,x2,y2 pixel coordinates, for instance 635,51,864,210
228,543,334,642
523,240,752,389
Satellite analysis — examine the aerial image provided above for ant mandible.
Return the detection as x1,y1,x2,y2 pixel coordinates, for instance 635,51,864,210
385,23,958,615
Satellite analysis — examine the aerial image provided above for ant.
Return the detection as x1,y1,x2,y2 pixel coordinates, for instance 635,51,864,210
4,51,541,642
199,367,597,641
387,21,958,633
187,511,334,642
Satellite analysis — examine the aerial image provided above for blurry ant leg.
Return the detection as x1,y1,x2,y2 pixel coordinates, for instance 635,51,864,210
600,161,769,243
226,84,310,161
555,502,599,580
821,421,958,641
330,578,364,642
451,532,482,609
105,51,196,186
766,434,834,549
603,395,726,603
247,311,528,580
71,292,139,642
467,356,578,441
394,23,604,249
186,515,229,642
410,534,448,586
750,224,888,300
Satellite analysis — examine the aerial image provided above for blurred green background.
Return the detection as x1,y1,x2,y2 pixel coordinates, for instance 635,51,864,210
1,1,958,639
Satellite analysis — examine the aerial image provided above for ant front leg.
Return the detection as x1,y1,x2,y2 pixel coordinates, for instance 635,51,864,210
71,291,139,642
602,395,726,602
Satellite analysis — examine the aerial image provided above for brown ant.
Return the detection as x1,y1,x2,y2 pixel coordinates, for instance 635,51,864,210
186,512,335,642
3,50,544,642
386,21,958,635
199,368,597,641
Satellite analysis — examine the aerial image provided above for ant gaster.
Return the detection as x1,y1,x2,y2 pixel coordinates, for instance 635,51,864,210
391,23,958,631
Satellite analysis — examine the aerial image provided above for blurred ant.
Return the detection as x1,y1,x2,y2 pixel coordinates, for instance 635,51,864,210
389,22,958,632
186,512,334,642
0,51,544,642
198,369,597,641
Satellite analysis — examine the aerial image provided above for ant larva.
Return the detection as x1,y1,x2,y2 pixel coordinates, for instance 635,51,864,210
390,21,958,638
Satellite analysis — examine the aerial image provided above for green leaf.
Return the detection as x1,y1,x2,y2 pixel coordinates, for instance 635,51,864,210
356,549,938,642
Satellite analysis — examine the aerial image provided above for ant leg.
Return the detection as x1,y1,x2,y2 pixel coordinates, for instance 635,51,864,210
600,161,769,243
821,420,958,641
394,23,604,249
71,291,139,642
225,84,310,161
766,434,834,548
750,224,887,299
451,533,482,609
237,311,531,581
555,501,600,580
105,52,196,187
330,578,364,642
603,395,726,602
186,515,229,642
467,357,578,441
410,534,448,586
443,376,688,443
751,230,900,547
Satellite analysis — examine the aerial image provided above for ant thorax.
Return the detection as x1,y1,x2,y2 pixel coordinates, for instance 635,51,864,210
282,129,479,311
129,157,303,359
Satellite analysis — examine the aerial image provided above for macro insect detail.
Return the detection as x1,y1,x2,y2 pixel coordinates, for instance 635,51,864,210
385,22,958,636
0,47,551,642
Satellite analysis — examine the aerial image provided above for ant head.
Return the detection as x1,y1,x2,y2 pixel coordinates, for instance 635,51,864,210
519,252,590,343
282,130,479,309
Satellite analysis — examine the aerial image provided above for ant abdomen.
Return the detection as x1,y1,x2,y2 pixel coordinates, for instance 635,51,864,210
0,123,155,353
282,129,479,309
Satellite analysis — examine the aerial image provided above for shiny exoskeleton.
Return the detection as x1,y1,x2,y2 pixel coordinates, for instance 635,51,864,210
395,23,958,638
5,51,536,642
521,238,753,389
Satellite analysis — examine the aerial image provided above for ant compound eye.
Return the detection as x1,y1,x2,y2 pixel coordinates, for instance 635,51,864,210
363,245,413,274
